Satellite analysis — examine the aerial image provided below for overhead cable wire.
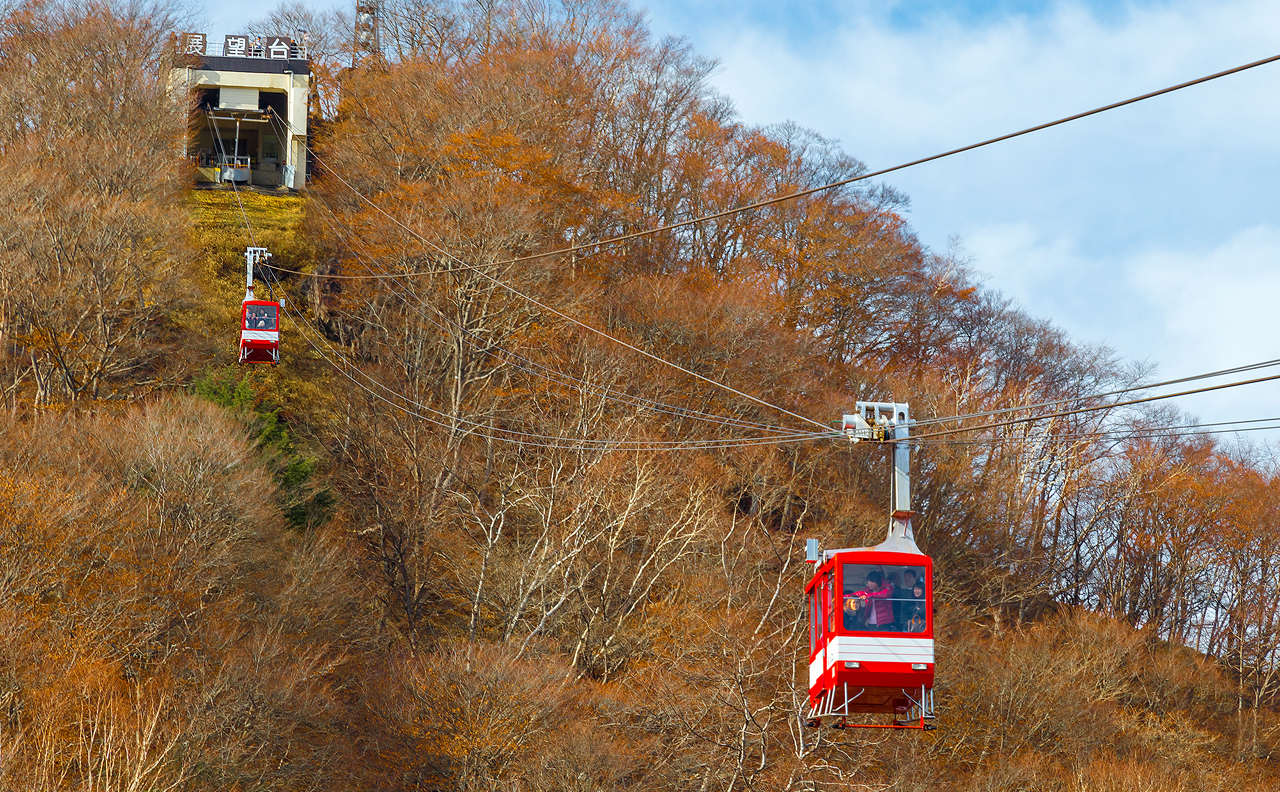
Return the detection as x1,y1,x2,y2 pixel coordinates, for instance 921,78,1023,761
909,416,1280,446
258,47,1280,438
205,112,259,249
811,356,1280,441
302,182,821,438
258,46,1280,448
288,294,825,449
301,184,822,438
266,114,837,438
257,50,1280,281
486,51,1280,269
274,51,1280,274
492,51,1280,268
256,211,826,447
281,294,826,451
255,180,827,446
320,298,820,441
910,424,1280,454
258,143,1280,450
912,357,1280,428
321,299,823,440
910,370,1280,442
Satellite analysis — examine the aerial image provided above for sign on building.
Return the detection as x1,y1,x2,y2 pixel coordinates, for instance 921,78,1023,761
179,32,301,59
266,37,293,59
224,35,249,57
180,32,206,54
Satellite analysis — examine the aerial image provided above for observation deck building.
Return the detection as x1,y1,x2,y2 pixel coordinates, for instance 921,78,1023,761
171,32,310,190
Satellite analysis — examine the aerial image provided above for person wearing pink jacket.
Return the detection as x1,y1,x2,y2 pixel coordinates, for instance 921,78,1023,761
845,570,895,631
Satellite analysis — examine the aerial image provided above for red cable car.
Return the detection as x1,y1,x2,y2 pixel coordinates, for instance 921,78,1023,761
238,246,281,365
805,402,937,730
240,300,281,364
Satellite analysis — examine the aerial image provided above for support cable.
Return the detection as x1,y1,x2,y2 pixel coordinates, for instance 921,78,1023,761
911,358,1280,428
273,51,1280,273
280,293,826,451
257,48,1280,439
910,370,1280,442
266,113,836,437
256,56,1280,447
301,190,821,437
910,416,1280,446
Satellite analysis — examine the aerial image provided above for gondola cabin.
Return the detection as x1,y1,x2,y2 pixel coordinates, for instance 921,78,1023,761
239,299,281,365
805,537,935,729
238,246,280,365
803,400,936,730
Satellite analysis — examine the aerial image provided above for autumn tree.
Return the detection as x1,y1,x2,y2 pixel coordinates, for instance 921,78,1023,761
0,0,192,405
0,396,376,789
248,1,351,118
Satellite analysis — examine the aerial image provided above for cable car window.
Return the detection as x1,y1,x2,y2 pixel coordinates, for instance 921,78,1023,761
813,589,820,649
245,305,278,330
841,563,928,633
807,590,816,653
820,576,827,636
826,571,835,633
817,582,825,639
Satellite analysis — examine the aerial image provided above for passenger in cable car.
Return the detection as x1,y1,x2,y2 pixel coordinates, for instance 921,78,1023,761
246,305,278,329
905,582,927,632
845,570,894,630
894,568,918,625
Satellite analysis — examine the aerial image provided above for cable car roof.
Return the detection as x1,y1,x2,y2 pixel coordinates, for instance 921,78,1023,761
819,533,927,562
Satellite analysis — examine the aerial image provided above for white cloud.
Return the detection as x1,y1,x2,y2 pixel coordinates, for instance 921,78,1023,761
962,219,1280,368
958,220,1280,427
966,222,1079,296
700,0,1280,158
1123,225,1280,426
962,222,1147,348
1128,225,1280,368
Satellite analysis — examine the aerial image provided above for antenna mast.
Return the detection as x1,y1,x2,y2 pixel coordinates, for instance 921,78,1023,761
352,0,383,68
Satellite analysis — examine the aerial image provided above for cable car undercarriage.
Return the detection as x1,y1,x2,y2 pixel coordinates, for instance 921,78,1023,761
807,683,937,731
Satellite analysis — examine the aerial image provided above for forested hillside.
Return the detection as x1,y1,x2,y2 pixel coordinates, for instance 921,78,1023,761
1,1,1279,790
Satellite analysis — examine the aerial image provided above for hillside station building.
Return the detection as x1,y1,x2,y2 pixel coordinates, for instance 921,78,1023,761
172,32,310,189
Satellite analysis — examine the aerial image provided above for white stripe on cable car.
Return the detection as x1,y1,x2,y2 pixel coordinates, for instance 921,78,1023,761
809,650,824,688
241,330,279,341
827,636,934,666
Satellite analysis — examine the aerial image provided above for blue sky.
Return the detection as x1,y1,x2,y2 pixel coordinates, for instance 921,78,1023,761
202,0,1280,440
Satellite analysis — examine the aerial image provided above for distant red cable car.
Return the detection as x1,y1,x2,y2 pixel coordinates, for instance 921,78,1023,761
240,299,281,364
238,246,281,365
805,402,937,730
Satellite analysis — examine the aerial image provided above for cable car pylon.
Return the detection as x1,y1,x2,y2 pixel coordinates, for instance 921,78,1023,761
804,401,937,731
239,246,283,365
